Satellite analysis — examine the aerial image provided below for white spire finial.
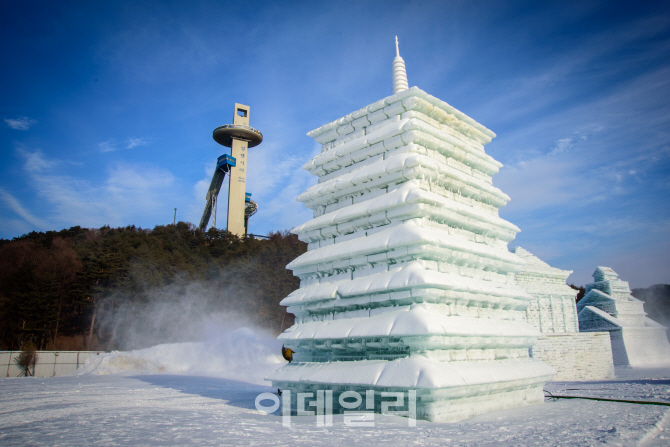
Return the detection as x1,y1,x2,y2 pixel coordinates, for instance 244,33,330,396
392,37,408,94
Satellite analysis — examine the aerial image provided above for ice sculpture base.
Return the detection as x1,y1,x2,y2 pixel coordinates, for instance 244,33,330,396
269,357,555,422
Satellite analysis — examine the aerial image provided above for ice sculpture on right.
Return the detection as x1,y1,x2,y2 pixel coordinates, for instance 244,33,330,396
578,267,670,366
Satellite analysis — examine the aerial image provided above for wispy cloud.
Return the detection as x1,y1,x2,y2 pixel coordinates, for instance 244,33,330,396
99,137,150,152
4,116,37,130
15,150,178,230
0,187,48,229
126,137,149,149
16,148,55,173
98,140,117,153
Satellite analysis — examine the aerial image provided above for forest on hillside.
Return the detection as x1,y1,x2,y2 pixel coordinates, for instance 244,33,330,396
0,223,306,351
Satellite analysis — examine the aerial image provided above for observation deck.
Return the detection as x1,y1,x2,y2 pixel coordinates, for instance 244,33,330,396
213,124,263,148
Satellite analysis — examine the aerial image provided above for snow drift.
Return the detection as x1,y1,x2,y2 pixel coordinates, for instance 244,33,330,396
74,327,284,385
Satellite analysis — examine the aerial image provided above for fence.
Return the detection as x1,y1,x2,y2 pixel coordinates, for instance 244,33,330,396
0,351,105,377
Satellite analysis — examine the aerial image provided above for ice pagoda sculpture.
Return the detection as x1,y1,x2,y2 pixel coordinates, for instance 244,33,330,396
578,267,670,367
267,39,555,422
512,247,614,380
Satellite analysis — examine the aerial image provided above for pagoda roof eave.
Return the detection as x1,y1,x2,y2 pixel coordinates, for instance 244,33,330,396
307,86,496,142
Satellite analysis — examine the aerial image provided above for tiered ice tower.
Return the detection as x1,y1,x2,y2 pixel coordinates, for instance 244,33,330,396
267,39,554,422
578,267,670,366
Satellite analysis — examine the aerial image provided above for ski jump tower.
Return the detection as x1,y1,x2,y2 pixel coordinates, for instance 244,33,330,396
268,38,554,422
199,103,262,236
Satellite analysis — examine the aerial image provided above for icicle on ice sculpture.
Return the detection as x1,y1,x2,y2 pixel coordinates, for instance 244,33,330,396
267,39,555,422
578,267,670,367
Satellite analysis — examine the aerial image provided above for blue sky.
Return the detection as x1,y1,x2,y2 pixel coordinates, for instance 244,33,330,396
1,0,669,288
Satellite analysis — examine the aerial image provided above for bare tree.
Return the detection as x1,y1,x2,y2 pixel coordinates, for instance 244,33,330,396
14,341,38,377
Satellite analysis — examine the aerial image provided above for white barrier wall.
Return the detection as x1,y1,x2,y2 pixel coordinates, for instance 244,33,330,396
530,333,615,381
1,351,104,377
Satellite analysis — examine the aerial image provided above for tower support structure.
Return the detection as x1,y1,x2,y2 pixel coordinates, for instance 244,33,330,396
200,103,263,235
227,105,251,236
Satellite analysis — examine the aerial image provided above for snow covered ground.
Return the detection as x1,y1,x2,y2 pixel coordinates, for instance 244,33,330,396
1,330,670,446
